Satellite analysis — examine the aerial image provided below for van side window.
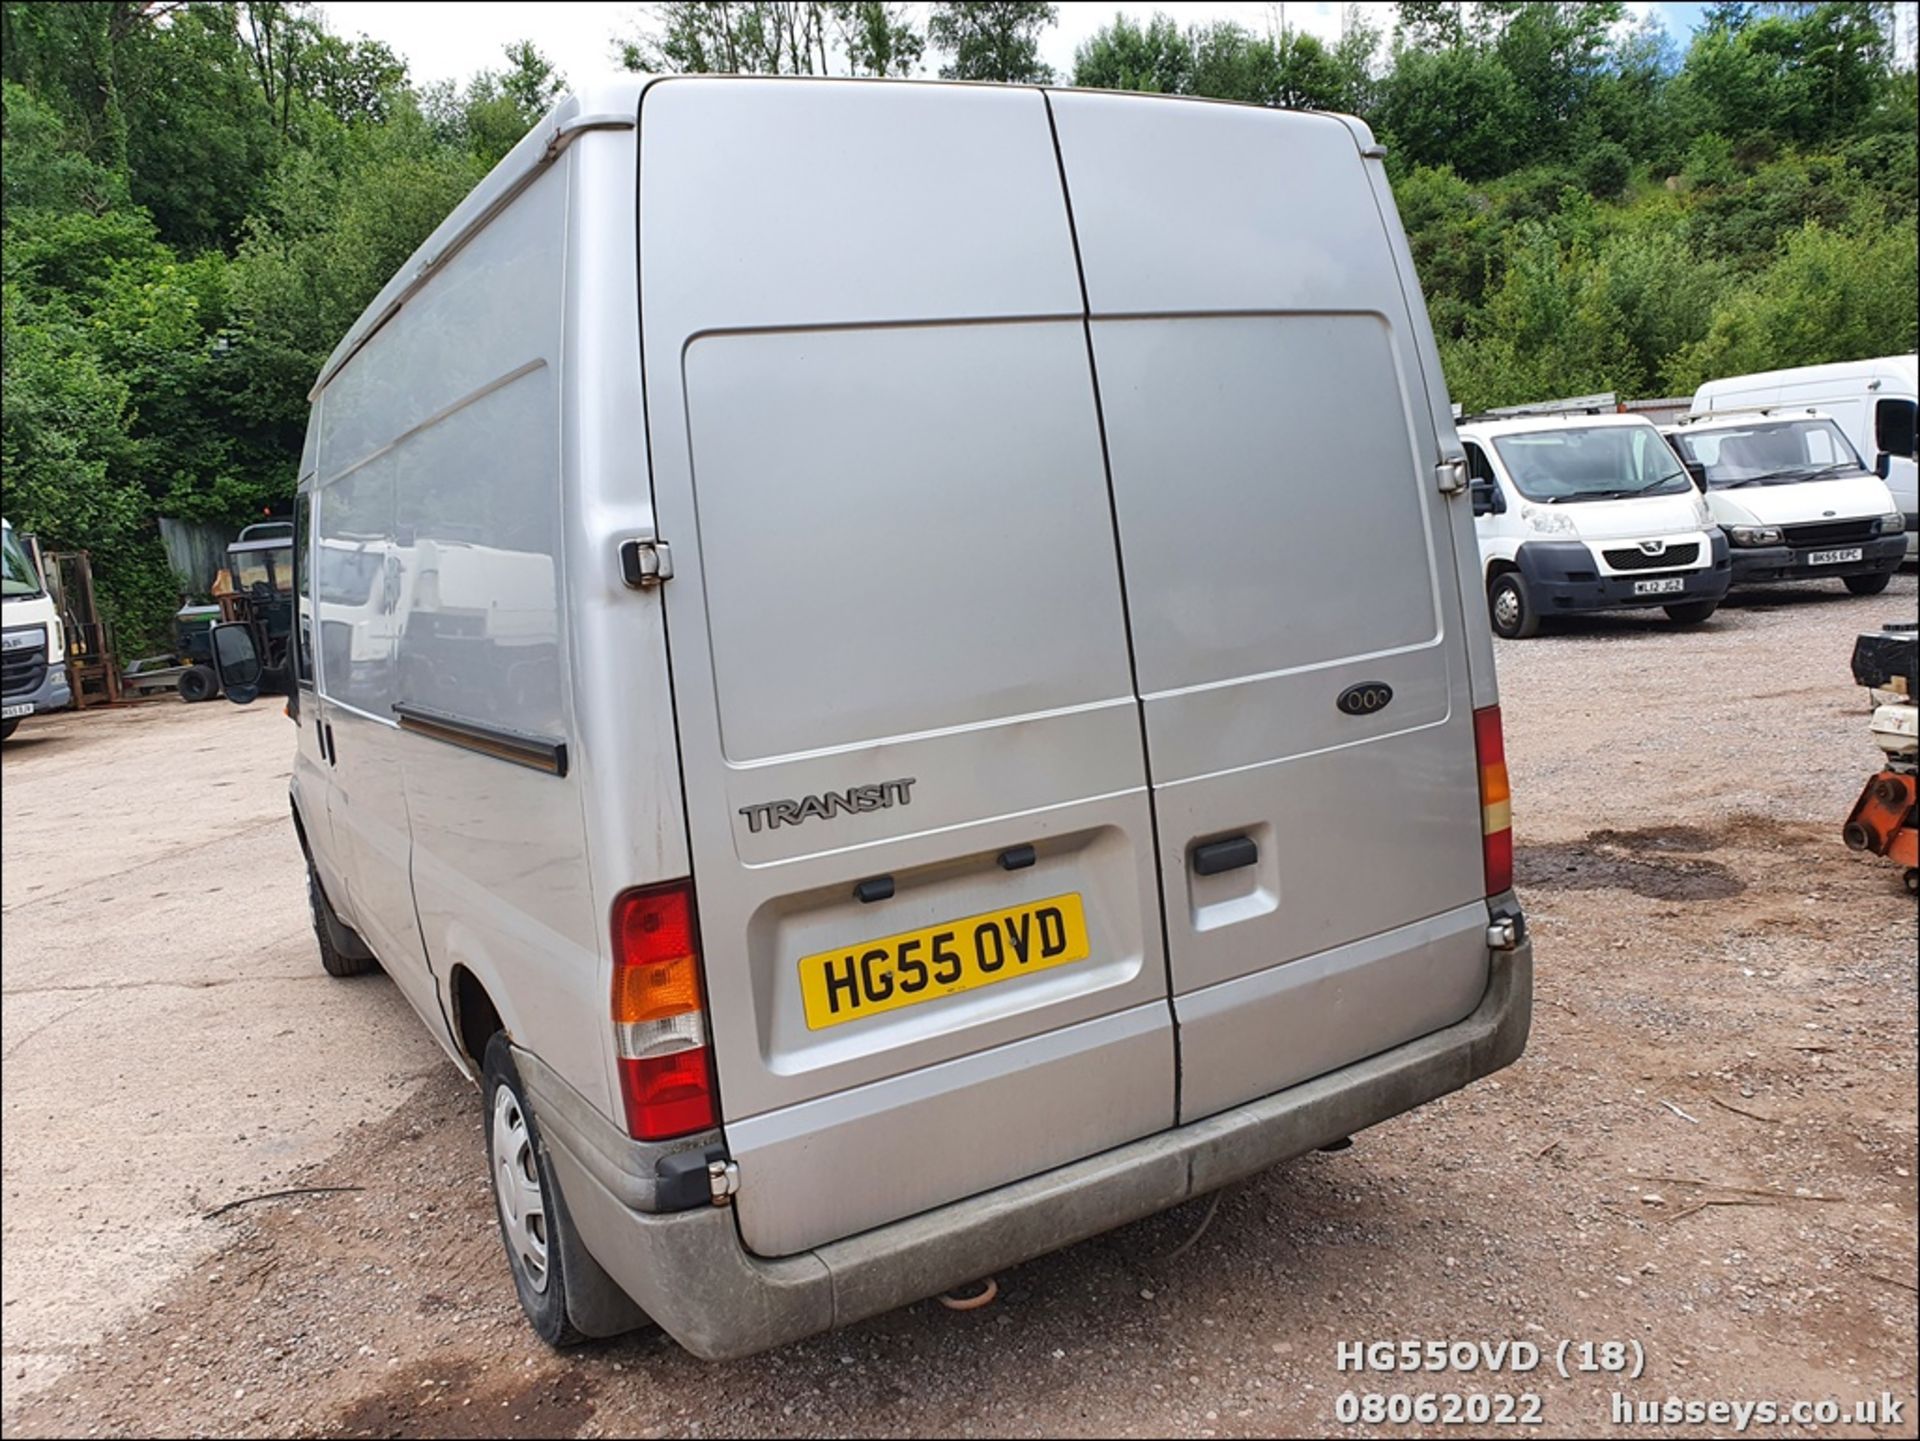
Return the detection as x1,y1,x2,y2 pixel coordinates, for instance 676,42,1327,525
293,491,314,690
1465,442,1496,484
1877,397,1917,460
315,466,398,718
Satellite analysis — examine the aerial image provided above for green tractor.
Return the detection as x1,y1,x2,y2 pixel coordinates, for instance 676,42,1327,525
175,522,296,702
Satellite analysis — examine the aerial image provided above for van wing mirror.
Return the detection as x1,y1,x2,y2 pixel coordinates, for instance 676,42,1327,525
210,622,263,705
1875,451,1893,480
1470,478,1502,517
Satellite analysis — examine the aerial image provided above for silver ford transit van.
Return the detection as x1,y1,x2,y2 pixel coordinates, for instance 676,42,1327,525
211,76,1533,1359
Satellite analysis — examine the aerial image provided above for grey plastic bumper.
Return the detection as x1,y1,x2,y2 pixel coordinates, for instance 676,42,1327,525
1516,537,1731,615
1728,533,1907,584
523,939,1532,1362
2,661,70,715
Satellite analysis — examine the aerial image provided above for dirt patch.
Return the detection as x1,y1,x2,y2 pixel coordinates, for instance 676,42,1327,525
325,1359,600,1440
1519,836,1746,900
5,578,1913,1440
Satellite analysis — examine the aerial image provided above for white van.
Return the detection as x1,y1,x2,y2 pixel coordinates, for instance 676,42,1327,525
1664,408,1907,595
1459,412,1731,638
1693,356,1918,562
208,77,1532,1359
2,518,71,740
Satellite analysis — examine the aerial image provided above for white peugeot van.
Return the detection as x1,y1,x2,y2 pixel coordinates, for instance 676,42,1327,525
1459,412,1731,638
1664,408,1907,595
1693,356,1917,562
2,518,71,740
208,77,1532,1359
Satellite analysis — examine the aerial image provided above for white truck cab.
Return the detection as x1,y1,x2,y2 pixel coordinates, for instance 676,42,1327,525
1459,412,1731,638
1,518,71,740
1692,356,1917,562
1663,408,1907,595
203,77,1532,1360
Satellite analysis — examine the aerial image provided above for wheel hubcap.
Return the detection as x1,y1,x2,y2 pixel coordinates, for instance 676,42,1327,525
1493,587,1521,630
492,1086,549,1293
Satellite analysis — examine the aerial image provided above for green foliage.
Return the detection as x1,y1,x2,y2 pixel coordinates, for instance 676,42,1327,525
1072,9,1375,110
1668,219,1920,390
2,0,1916,644
618,2,837,76
927,2,1056,83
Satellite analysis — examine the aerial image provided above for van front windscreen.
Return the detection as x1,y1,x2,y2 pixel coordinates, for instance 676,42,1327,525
3,526,43,599
1490,424,1692,503
1668,418,1867,488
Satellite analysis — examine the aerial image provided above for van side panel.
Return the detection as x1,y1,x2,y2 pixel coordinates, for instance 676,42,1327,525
315,159,610,1109
558,115,693,1122
1049,93,1488,1122
639,79,1176,1257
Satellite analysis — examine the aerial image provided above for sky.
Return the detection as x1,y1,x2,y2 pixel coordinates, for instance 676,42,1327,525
317,2,1718,92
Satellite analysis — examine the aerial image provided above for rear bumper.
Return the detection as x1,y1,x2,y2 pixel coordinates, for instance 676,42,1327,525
525,936,1532,1361
1516,536,1730,614
1728,534,1907,584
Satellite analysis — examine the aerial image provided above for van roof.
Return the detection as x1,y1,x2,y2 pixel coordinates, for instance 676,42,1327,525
312,76,1374,403
1665,406,1842,434
1694,354,1918,401
1457,411,1657,441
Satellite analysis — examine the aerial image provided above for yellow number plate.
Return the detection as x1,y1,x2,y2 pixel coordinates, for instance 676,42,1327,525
797,893,1090,1031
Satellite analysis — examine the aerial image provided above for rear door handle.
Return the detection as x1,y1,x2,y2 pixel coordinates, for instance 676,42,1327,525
1192,835,1258,876
324,722,336,766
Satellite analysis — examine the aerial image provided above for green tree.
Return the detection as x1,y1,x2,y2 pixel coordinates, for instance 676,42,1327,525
927,1,1057,83
1674,2,1891,148
618,1,834,74
832,2,923,77
1378,44,1527,179
1072,13,1192,94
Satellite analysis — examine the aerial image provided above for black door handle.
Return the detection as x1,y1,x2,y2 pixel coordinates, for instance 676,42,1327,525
324,722,336,766
1192,835,1258,876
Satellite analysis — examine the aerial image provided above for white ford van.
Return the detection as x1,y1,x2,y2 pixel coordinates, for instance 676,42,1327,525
1459,413,1731,638
1664,408,1907,595
208,77,1532,1359
1693,356,1918,562
2,518,71,740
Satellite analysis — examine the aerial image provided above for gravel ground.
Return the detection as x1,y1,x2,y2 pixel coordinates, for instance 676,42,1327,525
3,574,1915,1439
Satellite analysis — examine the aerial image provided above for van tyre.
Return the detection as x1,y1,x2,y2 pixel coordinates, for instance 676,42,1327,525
1488,573,1540,639
483,1033,647,1347
308,867,376,978
1844,571,1893,596
0,718,19,742
1663,599,1718,626
178,665,219,702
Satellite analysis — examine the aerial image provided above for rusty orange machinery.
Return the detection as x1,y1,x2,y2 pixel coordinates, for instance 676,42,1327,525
1843,770,1917,892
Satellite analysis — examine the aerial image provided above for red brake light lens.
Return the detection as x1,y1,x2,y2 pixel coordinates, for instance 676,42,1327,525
611,882,715,1141
1474,705,1513,896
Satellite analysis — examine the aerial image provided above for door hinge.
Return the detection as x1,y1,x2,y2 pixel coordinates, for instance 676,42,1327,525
618,538,673,589
708,1157,740,1206
1436,458,1468,496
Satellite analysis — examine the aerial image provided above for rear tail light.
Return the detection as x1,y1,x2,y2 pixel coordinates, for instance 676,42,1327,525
611,882,716,1140
1474,704,1513,896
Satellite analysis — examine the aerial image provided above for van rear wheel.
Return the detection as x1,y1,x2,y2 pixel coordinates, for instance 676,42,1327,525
1844,571,1893,596
1663,599,1718,626
482,1033,648,1347
1488,573,1540,639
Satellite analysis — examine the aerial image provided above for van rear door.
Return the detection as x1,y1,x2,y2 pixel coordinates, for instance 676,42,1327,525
639,80,1175,1257
1050,94,1491,1122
